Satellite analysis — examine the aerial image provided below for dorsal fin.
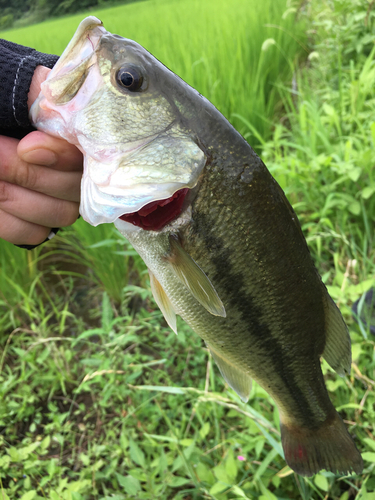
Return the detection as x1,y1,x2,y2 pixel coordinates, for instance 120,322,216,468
166,235,226,318
208,343,252,402
322,294,352,376
149,269,177,335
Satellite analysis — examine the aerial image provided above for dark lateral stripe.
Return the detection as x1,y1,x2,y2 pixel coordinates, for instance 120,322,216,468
192,210,318,427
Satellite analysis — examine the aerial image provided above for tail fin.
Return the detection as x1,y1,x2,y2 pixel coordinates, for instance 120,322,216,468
280,412,363,476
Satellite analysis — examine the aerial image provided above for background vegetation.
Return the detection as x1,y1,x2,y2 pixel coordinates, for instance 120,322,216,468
0,0,375,499
0,0,140,30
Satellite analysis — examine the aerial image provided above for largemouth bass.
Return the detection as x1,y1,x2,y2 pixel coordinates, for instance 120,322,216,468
31,17,363,477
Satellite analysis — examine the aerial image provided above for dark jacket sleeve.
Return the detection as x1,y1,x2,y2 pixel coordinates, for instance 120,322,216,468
0,39,58,139
0,40,61,249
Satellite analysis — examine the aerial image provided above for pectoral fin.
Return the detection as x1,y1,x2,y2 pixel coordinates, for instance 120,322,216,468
208,344,252,402
167,235,226,318
322,294,352,376
149,269,177,335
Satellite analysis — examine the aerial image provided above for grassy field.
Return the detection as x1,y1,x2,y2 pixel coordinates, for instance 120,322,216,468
1,0,306,148
1,0,375,499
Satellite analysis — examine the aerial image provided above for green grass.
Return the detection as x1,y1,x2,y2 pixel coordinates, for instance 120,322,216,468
1,0,306,148
1,0,375,499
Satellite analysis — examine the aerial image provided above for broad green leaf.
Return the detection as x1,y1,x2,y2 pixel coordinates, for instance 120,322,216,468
127,468,147,481
210,481,229,495
255,438,265,457
67,480,91,492
348,201,361,215
326,378,344,392
231,485,252,498
260,494,278,500
361,186,375,199
225,450,238,482
314,473,329,491
0,455,10,468
363,438,375,452
172,444,196,472
323,103,336,117
40,435,51,451
195,463,215,485
153,450,168,475
79,453,90,466
120,433,129,450
172,454,184,472
362,452,375,463
8,447,20,461
20,492,37,500
179,438,194,446
71,494,85,500
145,433,178,443
352,343,364,361
115,473,141,496
213,463,230,484
169,475,191,487
129,439,146,468
92,459,105,471
199,422,210,439
348,167,361,182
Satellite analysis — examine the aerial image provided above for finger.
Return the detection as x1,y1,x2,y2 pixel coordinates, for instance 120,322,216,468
0,208,51,246
0,136,81,202
0,180,79,228
18,131,83,172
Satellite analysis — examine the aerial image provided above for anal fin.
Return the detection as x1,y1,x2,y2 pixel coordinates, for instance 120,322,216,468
322,294,352,376
149,269,177,335
167,235,226,318
208,343,252,402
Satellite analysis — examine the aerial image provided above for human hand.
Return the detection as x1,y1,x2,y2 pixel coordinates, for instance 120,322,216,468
0,66,83,247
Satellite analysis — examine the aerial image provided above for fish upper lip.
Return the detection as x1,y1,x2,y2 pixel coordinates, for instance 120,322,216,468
50,17,105,78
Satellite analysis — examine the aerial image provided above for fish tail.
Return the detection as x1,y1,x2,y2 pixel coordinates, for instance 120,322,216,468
280,412,363,477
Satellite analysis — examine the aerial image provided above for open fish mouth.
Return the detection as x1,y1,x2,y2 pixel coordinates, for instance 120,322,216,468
79,128,205,227
119,188,189,230
80,164,197,226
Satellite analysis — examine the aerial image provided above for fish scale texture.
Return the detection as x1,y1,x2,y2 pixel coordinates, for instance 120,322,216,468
180,151,333,424
0,39,58,138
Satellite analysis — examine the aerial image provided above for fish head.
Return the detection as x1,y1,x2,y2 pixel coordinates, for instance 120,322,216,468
31,16,206,227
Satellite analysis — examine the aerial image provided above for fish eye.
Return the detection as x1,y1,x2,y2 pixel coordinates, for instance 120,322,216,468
116,64,144,91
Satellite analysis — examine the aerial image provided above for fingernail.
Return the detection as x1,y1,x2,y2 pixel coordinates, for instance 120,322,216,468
21,149,58,166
